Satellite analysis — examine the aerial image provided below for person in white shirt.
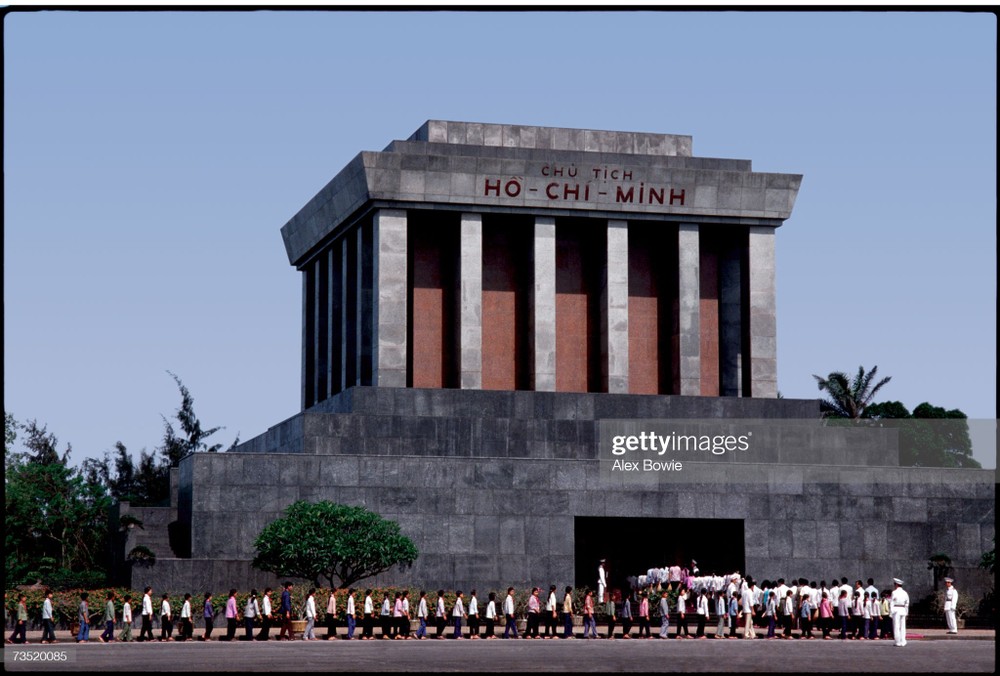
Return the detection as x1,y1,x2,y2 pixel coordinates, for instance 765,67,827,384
764,587,778,639
452,591,467,639
741,578,757,639
242,590,260,642
303,588,317,640
363,589,375,640
41,591,57,644
889,578,909,647
781,591,794,639
118,595,133,643
416,590,428,640
379,592,392,639
159,594,173,641
503,587,518,639
943,578,959,634
714,591,728,638
345,589,357,640
180,593,193,641
676,587,689,638
258,588,274,641
434,590,447,640
869,591,883,640
544,585,558,638
467,590,480,639
400,590,412,640
485,592,498,639
598,560,608,603
140,587,155,642
695,589,709,639
839,578,853,609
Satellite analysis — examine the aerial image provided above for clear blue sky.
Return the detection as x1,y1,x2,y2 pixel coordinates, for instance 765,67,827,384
4,11,996,468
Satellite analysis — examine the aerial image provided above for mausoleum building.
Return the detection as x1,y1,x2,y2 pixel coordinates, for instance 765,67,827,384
124,122,994,601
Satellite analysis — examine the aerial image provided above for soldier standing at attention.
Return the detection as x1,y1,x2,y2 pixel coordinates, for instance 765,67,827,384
943,577,959,634
598,560,608,603
890,578,909,647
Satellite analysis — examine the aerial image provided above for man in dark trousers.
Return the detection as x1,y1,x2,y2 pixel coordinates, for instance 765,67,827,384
278,582,294,640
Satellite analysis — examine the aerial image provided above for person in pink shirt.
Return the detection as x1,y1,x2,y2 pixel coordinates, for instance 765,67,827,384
526,588,541,639
583,590,597,638
223,589,239,641
638,591,651,639
819,592,833,639
392,592,405,640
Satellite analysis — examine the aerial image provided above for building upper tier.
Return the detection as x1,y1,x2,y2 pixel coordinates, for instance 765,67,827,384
281,120,802,267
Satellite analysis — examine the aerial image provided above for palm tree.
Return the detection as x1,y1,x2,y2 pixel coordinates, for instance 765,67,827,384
812,365,891,419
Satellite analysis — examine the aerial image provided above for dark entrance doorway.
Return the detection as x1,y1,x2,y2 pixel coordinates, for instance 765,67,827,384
574,517,745,594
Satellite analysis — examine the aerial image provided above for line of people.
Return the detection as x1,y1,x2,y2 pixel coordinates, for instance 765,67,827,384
4,577,916,646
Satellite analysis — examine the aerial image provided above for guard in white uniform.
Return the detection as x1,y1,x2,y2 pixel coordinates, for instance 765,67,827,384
598,560,608,603
943,578,959,634
889,578,909,647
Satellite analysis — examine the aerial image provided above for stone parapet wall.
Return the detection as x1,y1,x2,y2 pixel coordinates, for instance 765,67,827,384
175,450,993,600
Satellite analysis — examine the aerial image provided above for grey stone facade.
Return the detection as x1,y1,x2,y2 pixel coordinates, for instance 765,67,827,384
131,388,996,602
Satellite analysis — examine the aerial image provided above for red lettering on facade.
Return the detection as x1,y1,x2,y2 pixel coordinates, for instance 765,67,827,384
564,183,580,200
484,179,501,196
648,187,664,205
669,188,686,206
546,182,560,199
505,179,522,198
616,186,635,203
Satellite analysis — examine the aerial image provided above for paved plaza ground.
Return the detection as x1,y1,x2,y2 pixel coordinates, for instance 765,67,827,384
2,629,994,672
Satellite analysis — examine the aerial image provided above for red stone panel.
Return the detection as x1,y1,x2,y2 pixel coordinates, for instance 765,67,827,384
700,234,720,396
556,221,602,393
408,214,458,389
628,225,676,394
482,219,531,390
628,242,660,395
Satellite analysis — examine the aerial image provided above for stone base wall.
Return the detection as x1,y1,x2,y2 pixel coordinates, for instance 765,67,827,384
141,389,994,603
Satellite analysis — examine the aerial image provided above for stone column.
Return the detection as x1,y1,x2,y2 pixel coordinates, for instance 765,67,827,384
719,239,743,397
532,216,557,391
301,270,310,410
677,223,701,395
459,213,483,389
327,247,341,396
313,256,325,402
748,226,777,398
604,220,629,393
356,226,366,386
340,236,350,392
372,209,408,387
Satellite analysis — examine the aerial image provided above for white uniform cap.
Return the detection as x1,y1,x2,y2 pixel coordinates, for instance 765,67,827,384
892,578,903,585
944,577,954,583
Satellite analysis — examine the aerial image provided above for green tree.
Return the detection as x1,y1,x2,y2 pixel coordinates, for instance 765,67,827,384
4,411,17,461
4,421,111,585
160,371,239,467
865,400,981,468
252,501,418,588
813,365,891,419
80,373,238,506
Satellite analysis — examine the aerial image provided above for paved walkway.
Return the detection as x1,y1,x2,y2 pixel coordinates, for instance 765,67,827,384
2,629,994,672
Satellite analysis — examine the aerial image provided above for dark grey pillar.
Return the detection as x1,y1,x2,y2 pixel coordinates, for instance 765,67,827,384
677,223,701,395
